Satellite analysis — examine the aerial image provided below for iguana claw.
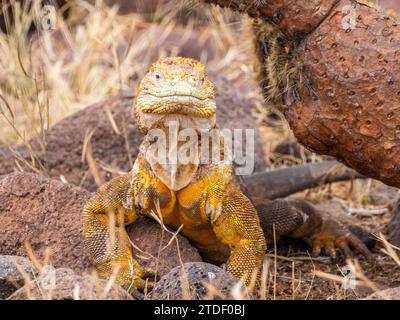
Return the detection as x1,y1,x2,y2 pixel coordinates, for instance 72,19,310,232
125,265,158,298
308,218,371,259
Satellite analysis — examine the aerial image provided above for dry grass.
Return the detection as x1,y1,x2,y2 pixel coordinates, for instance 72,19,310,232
0,0,253,146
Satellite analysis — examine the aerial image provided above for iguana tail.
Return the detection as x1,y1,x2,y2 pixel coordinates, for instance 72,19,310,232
243,160,364,200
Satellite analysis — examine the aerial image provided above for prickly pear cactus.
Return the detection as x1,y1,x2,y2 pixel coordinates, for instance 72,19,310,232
202,0,400,187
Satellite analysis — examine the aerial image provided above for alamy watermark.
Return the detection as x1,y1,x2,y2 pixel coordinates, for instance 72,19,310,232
145,121,255,175
341,4,357,30
341,265,357,290
39,5,57,30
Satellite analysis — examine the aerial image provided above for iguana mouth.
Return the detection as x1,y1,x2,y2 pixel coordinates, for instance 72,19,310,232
146,92,209,101
137,94,216,117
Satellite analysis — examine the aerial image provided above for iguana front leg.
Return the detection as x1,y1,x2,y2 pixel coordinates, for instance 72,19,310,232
209,185,267,286
255,199,371,259
82,173,153,296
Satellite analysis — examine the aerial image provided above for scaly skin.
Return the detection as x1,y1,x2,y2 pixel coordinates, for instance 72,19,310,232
83,57,369,295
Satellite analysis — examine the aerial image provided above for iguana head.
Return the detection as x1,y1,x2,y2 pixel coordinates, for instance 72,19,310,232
135,57,217,133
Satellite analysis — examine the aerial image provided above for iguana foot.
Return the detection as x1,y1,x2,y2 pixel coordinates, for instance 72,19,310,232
127,266,159,299
307,218,371,259
103,258,157,299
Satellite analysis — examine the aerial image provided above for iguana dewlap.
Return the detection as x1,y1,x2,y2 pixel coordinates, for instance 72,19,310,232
83,57,369,296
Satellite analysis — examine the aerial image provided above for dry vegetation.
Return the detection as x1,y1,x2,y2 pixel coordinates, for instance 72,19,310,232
0,0,250,145
1,0,400,300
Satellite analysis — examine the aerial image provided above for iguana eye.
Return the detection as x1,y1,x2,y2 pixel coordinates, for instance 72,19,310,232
200,76,205,84
154,72,162,81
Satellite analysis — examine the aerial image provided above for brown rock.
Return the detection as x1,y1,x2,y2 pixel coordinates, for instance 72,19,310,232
0,74,266,192
149,262,247,300
8,267,132,300
0,172,202,277
127,217,203,276
0,172,92,273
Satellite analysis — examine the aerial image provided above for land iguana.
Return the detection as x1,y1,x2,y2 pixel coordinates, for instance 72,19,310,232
82,57,369,296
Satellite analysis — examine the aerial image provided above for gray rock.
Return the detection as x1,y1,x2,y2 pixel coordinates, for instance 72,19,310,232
0,255,35,300
149,262,248,300
8,266,133,300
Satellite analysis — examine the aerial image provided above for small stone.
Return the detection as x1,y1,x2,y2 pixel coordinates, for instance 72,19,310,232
8,267,132,300
0,255,35,300
149,262,249,300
